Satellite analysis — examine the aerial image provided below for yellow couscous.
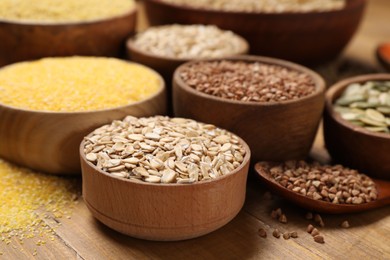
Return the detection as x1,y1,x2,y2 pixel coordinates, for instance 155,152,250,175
0,56,162,112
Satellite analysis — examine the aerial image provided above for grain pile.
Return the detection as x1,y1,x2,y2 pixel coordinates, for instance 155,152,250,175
0,159,79,246
0,0,135,23
161,0,346,13
0,57,162,112
83,116,247,183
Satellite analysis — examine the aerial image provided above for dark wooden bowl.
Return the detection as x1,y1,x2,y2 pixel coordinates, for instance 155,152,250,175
173,56,326,163
143,0,366,64
0,8,137,67
81,132,251,241
324,74,390,180
0,62,166,175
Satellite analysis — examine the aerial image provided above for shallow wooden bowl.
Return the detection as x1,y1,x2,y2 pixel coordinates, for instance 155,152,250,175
126,33,249,80
173,56,325,163
80,135,251,241
0,8,137,66
324,74,390,180
0,65,166,175
143,0,366,64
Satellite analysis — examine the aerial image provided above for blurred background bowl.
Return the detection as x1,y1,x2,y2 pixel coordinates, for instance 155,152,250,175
324,74,390,180
0,61,166,175
173,55,325,163
143,0,366,64
81,132,251,241
376,42,390,72
0,8,137,67
126,30,248,80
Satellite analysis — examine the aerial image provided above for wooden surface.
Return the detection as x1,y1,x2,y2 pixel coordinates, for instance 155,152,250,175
1,0,390,259
173,56,325,163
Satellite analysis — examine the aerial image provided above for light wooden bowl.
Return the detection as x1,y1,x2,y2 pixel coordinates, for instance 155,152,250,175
173,56,325,163
0,64,166,175
0,8,137,67
324,74,390,180
80,134,251,241
143,0,366,64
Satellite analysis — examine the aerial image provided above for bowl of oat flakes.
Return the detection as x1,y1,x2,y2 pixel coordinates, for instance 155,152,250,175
80,116,251,241
143,0,366,64
126,24,248,79
324,74,390,180
173,55,325,163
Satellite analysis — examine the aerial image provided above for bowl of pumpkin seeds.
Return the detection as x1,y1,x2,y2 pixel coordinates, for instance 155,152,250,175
324,74,390,179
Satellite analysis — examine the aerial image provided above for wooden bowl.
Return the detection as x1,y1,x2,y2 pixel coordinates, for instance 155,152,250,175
143,0,366,64
126,32,249,80
0,8,137,67
0,65,166,175
80,134,251,241
376,43,390,72
173,56,325,163
323,74,390,180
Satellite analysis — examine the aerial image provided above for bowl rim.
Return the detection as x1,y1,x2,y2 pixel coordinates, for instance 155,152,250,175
79,121,251,187
0,57,166,115
126,25,249,63
325,73,390,140
145,0,366,16
173,55,326,107
0,5,136,26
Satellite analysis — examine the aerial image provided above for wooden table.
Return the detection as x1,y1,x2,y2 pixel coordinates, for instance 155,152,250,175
2,1,390,259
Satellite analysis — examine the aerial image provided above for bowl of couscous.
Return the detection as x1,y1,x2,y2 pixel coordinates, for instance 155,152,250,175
0,56,166,175
0,0,137,66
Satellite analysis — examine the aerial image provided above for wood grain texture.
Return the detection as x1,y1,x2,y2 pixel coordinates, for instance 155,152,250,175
0,9,137,67
0,81,166,175
1,0,390,259
173,56,325,163
81,137,251,241
143,0,366,64
323,74,390,179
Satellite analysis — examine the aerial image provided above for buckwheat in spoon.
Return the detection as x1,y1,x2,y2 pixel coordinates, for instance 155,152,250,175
255,161,390,214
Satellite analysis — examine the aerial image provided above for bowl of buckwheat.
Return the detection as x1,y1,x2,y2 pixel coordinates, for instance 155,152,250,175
324,74,390,180
143,0,366,64
126,24,248,79
173,55,325,163
80,116,251,241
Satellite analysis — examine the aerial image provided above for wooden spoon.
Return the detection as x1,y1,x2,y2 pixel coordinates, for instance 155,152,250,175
254,162,390,214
